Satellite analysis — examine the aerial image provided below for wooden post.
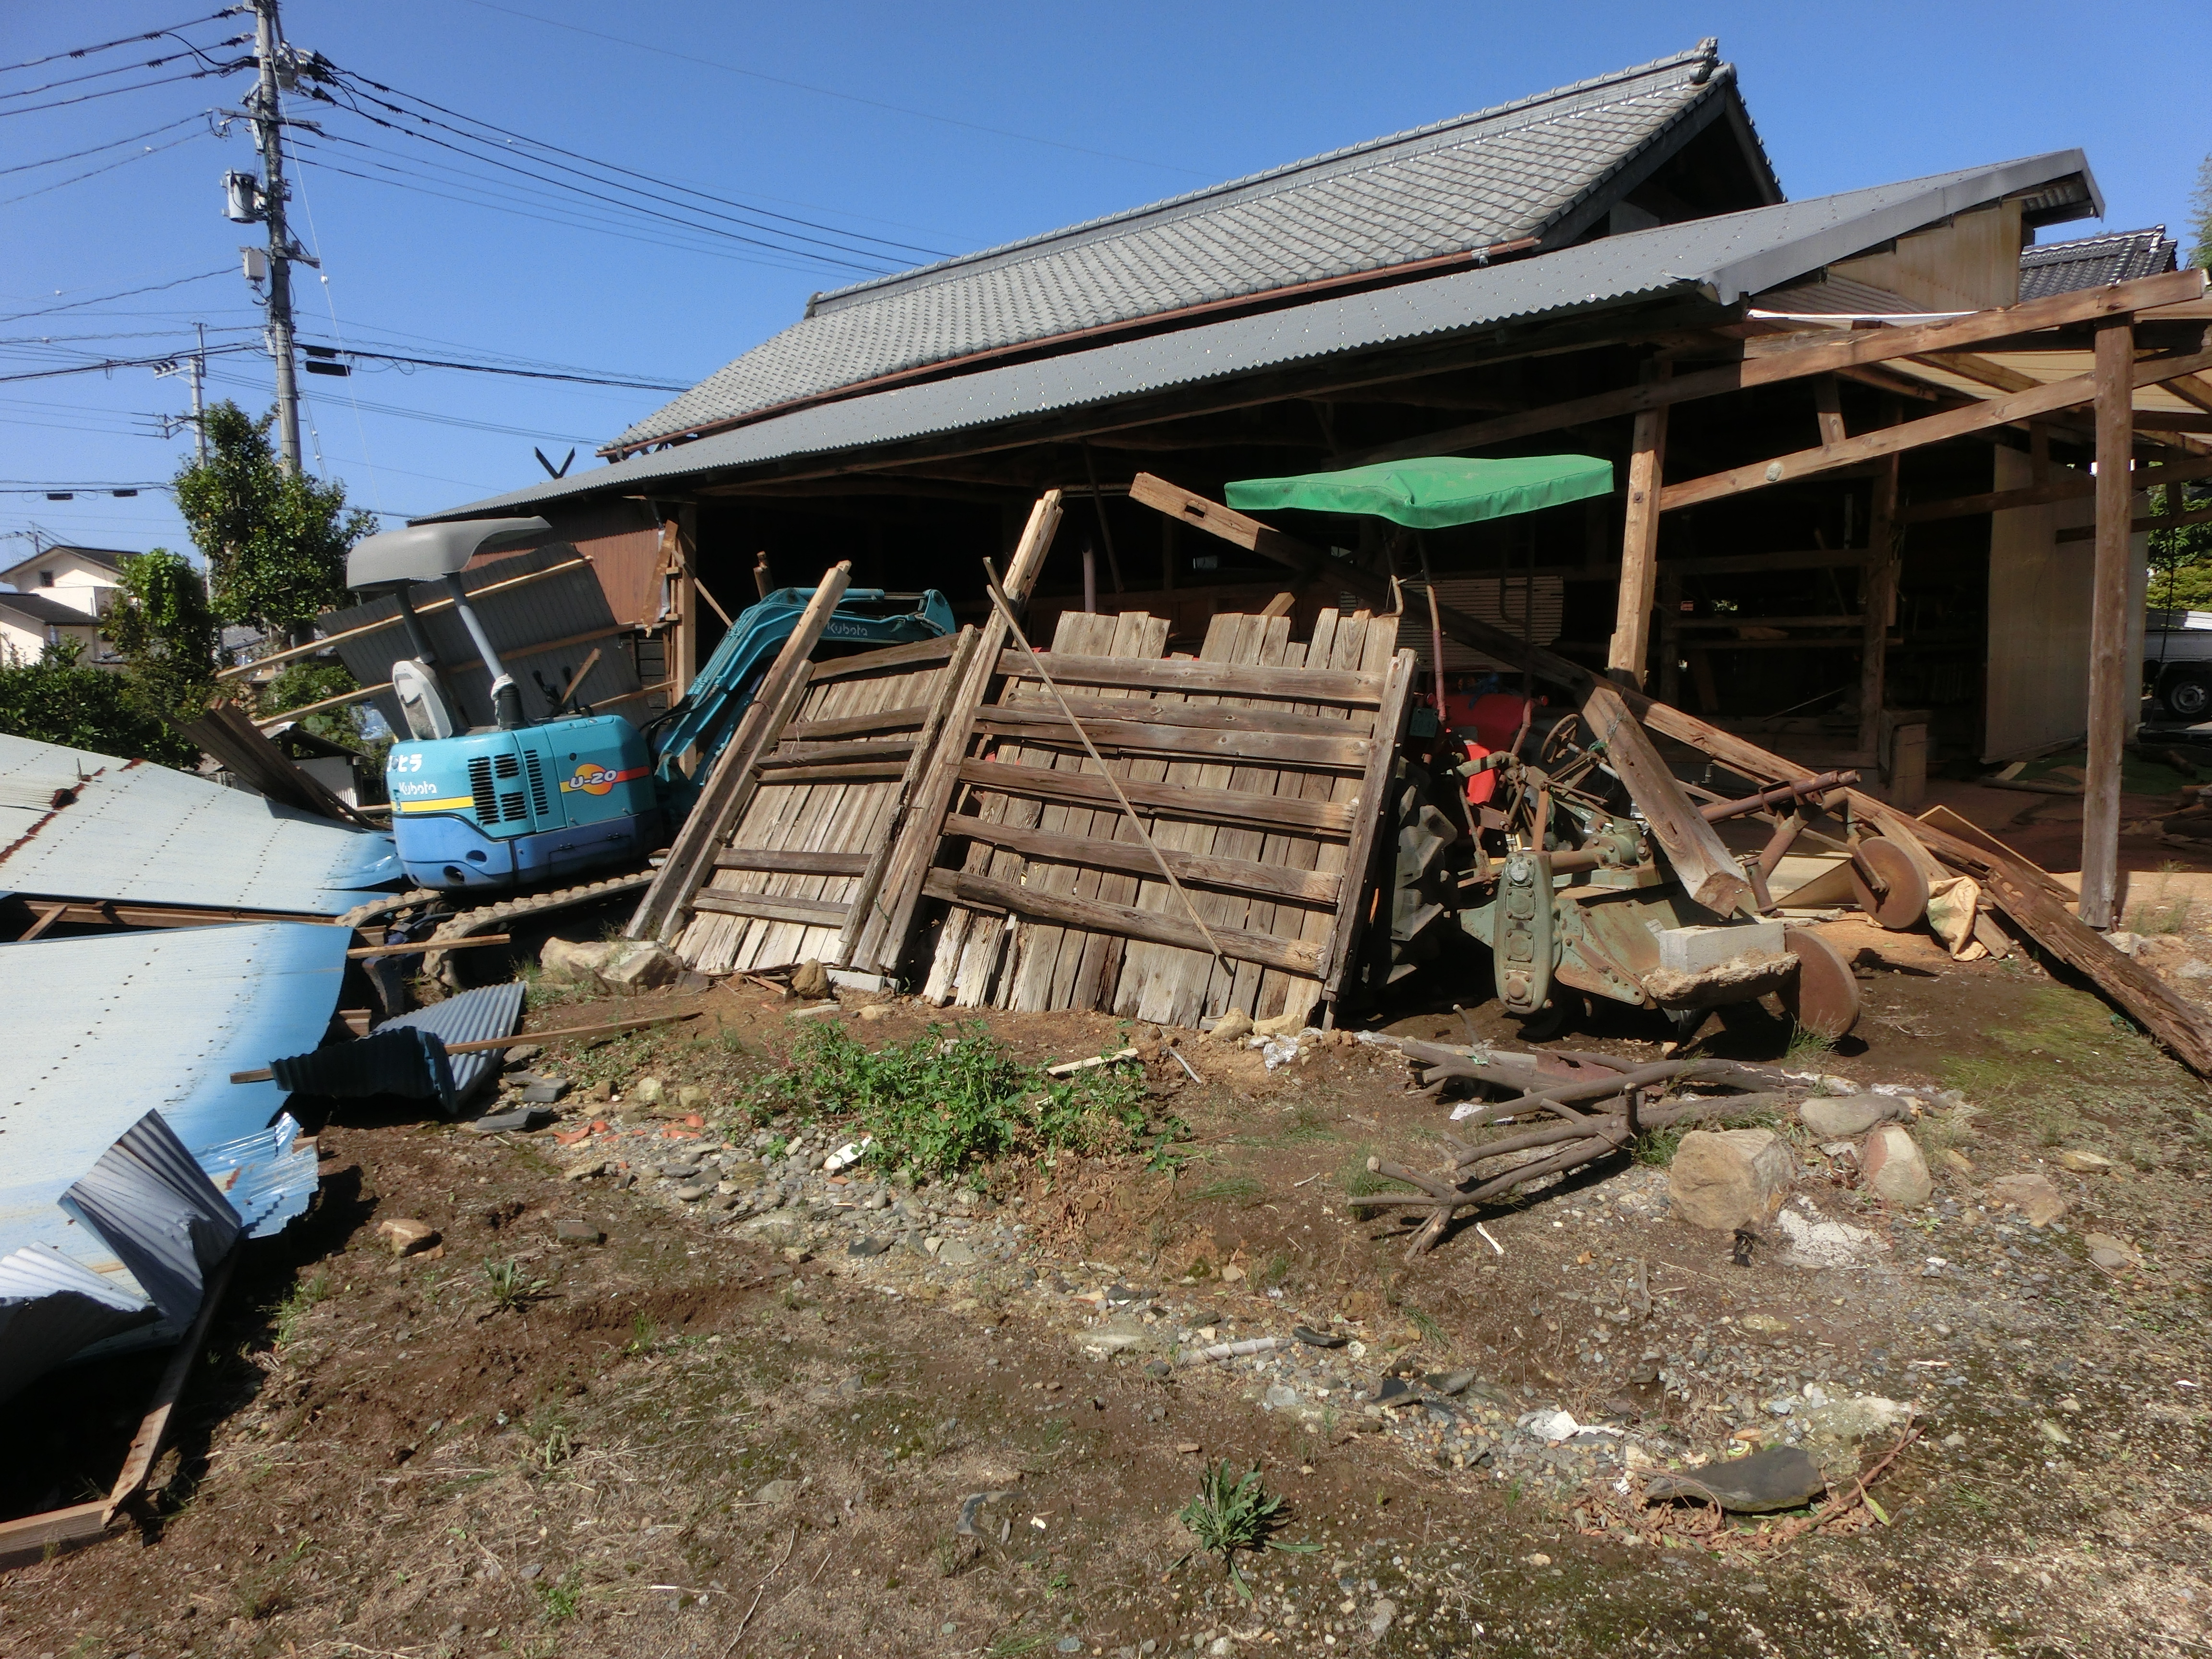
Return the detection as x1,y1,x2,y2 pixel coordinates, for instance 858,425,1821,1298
1856,447,1899,763
675,505,699,697
1608,362,1669,686
1657,569,1682,708
1813,375,1847,448
2081,317,2136,930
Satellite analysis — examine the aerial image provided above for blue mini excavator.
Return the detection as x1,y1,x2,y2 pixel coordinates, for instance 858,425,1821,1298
345,517,951,893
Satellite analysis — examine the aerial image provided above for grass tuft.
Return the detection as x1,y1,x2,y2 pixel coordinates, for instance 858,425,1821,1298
1176,1461,1317,1600
482,1257,552,1313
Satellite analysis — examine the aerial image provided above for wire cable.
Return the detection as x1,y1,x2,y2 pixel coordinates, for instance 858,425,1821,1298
0,112,209,176
0,9,242,76
0,270,233,326
0,62,248,119
0,128,208,206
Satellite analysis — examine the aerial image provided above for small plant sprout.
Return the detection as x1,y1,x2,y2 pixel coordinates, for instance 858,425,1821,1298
1175,1460,1317,1600
481,1257,551,1312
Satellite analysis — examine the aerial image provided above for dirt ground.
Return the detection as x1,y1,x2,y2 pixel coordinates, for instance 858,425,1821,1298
6,901,2212,1659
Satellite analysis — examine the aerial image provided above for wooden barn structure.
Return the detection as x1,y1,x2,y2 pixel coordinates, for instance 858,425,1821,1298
417,39,2212,932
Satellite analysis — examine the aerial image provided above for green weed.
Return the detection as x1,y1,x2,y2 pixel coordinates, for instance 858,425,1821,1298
535,1569,583,1622
1783,1022,1835,1064
1185,1174,1263,1204
1176,1461,1318,1601
625,1311,658,1355
986,1637,1044,1658
1341,1145,1389,1197
2128,896,2191,936
765,1022,1176,1181
1405,1306,1445,1349
272,1273,331,1347
482,1257,552,1313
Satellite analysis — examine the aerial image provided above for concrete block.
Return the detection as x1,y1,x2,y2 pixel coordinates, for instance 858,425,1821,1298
1656,918,1784,975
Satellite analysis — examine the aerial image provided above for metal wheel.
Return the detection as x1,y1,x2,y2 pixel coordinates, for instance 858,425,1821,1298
2169,673,2212,721
1780,925,1861,1040
1848,836,1930,930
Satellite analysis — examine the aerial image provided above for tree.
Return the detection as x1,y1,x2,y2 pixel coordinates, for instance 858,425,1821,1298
174,400,378,641
2190,154,2212,272
0,639,200,767
2148,482,2212,612
103,547,220,723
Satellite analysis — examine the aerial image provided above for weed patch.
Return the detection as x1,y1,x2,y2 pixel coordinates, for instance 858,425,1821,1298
1176,1461,1316,1600
272,1273,331,1347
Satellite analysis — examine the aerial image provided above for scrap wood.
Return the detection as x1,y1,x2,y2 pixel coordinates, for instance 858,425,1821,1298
1045,1047,1140,1078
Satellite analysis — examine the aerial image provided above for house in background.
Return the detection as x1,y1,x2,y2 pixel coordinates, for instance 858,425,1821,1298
0,545,128,623
0,590,107,666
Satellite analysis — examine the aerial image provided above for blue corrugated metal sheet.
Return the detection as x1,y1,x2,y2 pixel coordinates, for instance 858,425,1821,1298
0,1245,159,1404
0,734,400,914
424,155,2098,527
196,1115,319,1237
315,547,645,737
0,923,350,1271
59,1111,240,1323
268,980,527,1116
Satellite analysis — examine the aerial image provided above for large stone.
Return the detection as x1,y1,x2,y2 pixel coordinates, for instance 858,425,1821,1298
1667,1128,1794,1232
1798,1094,1897,1139
598,940,683,992
1989,1172,2068,1227
1644,1445,1826,1513
375,1218,441,1257
1798,1395,1912,1481
540,937,613,980
790,959,831,999
1861,1124,1933,1207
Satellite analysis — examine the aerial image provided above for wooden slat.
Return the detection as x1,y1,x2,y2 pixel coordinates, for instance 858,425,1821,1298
973,707,1369,770
1333,269,2209,469
1581,682,1752,917
0,1502,109,1570
782,703,933,742
948,809,1342,906
957,757,1355,835
1857,449,1901,758
2082,319,2135,930
712,849,872,876
1317,646,1418,1005
995,687,1378,740
805,631,962,679
1608,362,1668,686
1659,345,2212,513
627,563,850,944
692,890,852,926
104,1249,238,1524
922,868,1322,977
996,649,1383,706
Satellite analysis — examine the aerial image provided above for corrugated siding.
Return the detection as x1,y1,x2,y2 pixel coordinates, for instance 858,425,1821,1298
0,1245,159,1404
58,1111,240,1324
0,734,400,914
319,546,646,735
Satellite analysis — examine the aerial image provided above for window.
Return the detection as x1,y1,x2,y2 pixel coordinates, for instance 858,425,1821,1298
36,569,53,588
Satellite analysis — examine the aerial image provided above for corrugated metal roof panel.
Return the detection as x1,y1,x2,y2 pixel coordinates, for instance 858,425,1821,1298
196,1114,319,1238
268,980,527,1115
379,980,527,1108
0,922,350,1270
0,735,400,915
0,1245,159,1404
316,546,646,735
614,44,1773,450
426,154,2097,528
58,1111,240,1324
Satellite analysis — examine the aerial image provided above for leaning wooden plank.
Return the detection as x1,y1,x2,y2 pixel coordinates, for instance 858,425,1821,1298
178,701,373,825
1257,608,1363,1026
104,1247,240,1524
762,739,919,766
628,562,852,945
1581,682,1752,916
1317,646,1420,1008
805,632,962,679
783,703,934,742
0,1502,109,1571
955,758,1358,835
745,759,912,785
975,707,1370,770
693,890,853,927
997,649,1383,706
922,869,1323,977
950,816,1343,905
996,687,1380,740
865,491,1064,974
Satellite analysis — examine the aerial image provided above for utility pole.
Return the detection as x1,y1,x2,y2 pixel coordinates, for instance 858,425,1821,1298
249,0,301,474
190,321,208,464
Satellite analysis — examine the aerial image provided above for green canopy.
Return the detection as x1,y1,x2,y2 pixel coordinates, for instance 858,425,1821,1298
1224,454,1614,530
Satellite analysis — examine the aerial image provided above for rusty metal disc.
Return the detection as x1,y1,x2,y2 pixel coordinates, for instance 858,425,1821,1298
1781,925,1860,1040
1847,836,1930,930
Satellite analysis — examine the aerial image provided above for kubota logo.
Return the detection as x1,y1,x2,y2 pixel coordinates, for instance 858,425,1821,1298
568,763,619,795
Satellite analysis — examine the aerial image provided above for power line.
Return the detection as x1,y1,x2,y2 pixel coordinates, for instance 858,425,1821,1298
334,348,686,392
0,270,232,326
0,39,247,102
457,0,1212,180
0,9,243,75
0,128,209,207
0,112,207,175
0,62,249,120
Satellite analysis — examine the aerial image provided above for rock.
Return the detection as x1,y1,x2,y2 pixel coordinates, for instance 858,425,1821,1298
1218,1263,1246,1283
1644,1445,1826,1513
1263,1384,1300,1412
938,1240,977,1267
2058,1149,2116,1173
1423,1370,1476,1396
632,1076,665,1107
518,1079,568,1106
1774,1207,1881,1267
599,940,683,992
1059,1639,1084,1653
502,1043,541,1066
2084,1231,2142,1270
376,1218,441,1257
673,1183,711,1202
1208,1008,1253,1043
540,937,612,980
1989,1172,2068,1227
1939,1148,1974,1177
1861,1124,1933,1207
1252,1009,1306,1038
1667,1128,1794,1232
1799,1395,1912,1481
857,1004,893,1022
848,1237,891,1258
677,1085,708,1113
563,1157,607,1180
1367,1598,1398,1638
553,1219,603,1245
1739,1313,1791,1335
791,959,831,1000
467,1105,556,1133
755,1478,799,1506
1798,1094,1897,1138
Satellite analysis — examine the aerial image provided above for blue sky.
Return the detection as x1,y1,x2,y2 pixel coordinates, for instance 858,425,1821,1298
4,0,2207,570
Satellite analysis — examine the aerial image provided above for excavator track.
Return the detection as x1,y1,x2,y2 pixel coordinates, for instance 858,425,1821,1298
337,869,661,987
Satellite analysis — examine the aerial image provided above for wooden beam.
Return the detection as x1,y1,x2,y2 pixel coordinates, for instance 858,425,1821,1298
994,648,1383,707
852,491,1063,971
250,680,389,728
1907,351,2039,394
2054,501,2212,544
1580,682,1751,916
177,702,373,826
920,868,1323,979
782,703,933,742
1319,647,1419,1006
0,1502,109,1571
998,687,1380,740
692,890,852,927
947,816,1344,905
1334,270,2207,468
19,901,67,940
626,563,851,944
2132,410,2212,433
1858,440,1900,760
1898,451,2212,523
1659,345,2212,513
1608,362,1668,687
103,1249,238,1526
2082,319,2135,931
1813,374,1848,445
2164,373,2212,415
974,705,1370,770
957,757,1358,837
712,848,873,877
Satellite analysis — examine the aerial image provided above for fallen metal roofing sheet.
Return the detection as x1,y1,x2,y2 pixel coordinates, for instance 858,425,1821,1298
59,1110,241,1324
0,923,350,1274
196,1115,320,1238
0,1245,160,1404
426,154,2098,527
268,979,528,1115
0,733,401,915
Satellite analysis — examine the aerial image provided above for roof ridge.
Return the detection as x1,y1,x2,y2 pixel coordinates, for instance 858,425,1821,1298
2022,224,2169,259
807,39,1726,316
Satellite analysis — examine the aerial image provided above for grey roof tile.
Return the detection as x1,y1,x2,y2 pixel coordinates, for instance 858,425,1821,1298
613,43,1772,452
2019,226,2177,301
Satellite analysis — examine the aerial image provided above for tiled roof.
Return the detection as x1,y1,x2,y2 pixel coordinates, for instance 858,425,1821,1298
0,591,97,626
424,153,2101,525
610,41,1776,454
2019,226,2176,301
